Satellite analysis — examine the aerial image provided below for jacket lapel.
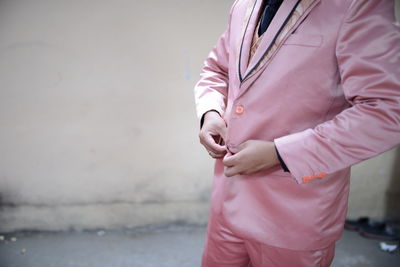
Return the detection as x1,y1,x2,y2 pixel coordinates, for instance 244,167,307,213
238,0,263,82
239,0,321,85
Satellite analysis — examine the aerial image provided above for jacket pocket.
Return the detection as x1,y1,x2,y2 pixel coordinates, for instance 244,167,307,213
283,33,323,47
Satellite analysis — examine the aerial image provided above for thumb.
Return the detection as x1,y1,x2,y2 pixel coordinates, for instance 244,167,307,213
214,120,227,143
227,142,246,154
218,123,227,141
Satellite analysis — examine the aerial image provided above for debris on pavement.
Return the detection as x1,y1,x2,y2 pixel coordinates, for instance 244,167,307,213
380,242,398,253
96,230,106,237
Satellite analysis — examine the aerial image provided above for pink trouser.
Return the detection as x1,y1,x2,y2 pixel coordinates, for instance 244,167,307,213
202,214,335,267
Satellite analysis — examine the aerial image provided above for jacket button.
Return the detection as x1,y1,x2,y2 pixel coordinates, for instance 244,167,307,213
302,176,310,183
235,105,244,114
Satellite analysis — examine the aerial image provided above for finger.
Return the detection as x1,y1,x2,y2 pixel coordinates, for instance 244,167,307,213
227,141,246,154
218,124,227,142
203,133,226,153
224,166,241,177
216,135,225,146
223,151,242,167
208,150,226,159
227,145,239,154
222,153,236,167
208,150,216,158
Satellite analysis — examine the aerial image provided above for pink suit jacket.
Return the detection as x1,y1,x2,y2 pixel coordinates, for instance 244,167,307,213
194,0,400,250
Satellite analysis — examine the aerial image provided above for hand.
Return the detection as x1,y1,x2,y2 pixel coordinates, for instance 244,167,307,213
199,111,227,158
223,140,280,177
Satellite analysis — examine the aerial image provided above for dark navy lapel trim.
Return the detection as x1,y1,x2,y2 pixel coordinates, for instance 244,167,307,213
242,0,301,83
238,0,258,83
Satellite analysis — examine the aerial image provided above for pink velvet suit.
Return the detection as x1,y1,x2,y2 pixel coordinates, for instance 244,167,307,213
194,0,400,265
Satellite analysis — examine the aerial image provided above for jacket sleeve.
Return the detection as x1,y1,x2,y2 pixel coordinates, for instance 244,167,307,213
194,4,236,120
274,0,400,184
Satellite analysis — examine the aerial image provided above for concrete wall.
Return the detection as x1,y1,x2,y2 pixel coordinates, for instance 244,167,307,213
0,0,399,232
0,0,234,232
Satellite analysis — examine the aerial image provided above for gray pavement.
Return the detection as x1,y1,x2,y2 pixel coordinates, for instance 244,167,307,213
0,225,399,267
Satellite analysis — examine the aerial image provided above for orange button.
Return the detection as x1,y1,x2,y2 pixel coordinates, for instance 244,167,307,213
302,176,310,183
235,105,244,114
319,172,327,178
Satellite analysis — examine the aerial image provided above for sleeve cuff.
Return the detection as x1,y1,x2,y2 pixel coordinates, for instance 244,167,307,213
275,145,290,172
200,109,221,129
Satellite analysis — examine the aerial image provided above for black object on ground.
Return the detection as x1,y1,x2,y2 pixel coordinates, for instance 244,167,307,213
345,217,400,241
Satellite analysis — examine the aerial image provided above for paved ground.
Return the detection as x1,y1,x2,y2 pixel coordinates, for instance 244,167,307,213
0,225,399,267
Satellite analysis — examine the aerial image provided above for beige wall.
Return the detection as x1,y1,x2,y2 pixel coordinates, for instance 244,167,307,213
0,0,398,232
0,0,235,232
348,147,400,219
397,0,400,19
